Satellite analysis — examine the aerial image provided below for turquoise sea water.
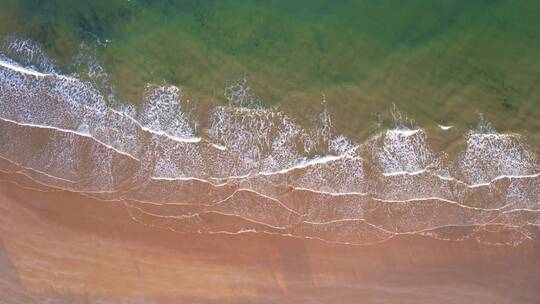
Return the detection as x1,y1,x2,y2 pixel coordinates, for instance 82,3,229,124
0,0,539,143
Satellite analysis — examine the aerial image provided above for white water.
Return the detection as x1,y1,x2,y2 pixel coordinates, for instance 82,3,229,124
0,38,539,246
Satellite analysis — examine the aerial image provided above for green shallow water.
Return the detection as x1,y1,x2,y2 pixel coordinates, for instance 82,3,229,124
0,0,539,145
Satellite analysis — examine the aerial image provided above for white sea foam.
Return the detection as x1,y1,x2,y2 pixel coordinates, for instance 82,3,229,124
372,128,434,175
259,154,346,176
438,124,453,130
138,85,198,140
0,58,49,77
1,39,539,246
459,131,537,185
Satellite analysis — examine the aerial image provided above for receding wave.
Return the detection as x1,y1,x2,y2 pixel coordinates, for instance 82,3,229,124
1,38,539,246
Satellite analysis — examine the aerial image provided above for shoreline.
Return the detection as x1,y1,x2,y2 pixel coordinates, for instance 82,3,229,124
1,180,539,303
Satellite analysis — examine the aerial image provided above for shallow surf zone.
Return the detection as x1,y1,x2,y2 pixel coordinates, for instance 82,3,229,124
0,38,539,247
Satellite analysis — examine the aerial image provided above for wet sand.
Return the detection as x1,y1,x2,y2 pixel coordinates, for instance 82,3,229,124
1,179,539,304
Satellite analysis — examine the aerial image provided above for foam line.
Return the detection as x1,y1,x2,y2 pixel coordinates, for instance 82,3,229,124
0,116,140,162
259,154,350,176
438,124,453,130
382,169,427,177
125,202,290,230
0,155,79,184
216,188,302,216
0,58,49,77
387,128,421,136
1,149,536,216
435,172,540,188
0,59,202,144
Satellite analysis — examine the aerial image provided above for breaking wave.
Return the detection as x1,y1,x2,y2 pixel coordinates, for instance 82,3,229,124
1,38,539,246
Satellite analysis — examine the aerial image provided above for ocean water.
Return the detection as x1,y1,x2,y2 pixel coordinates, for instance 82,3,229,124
0,1,539,303
1,1,540,138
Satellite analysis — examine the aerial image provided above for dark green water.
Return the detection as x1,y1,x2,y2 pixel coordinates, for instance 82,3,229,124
1,0,539,143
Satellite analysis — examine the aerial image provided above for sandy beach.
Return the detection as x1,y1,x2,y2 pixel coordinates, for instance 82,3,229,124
1,177,539,303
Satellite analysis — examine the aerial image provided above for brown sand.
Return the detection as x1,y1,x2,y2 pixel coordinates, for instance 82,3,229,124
0,179,539,304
